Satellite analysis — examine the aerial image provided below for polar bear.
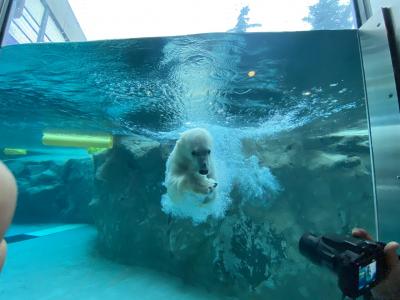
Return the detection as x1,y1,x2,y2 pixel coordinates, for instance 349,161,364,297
164,128,218,204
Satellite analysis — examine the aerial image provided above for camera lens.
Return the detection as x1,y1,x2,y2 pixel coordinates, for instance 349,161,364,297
299,232,322,264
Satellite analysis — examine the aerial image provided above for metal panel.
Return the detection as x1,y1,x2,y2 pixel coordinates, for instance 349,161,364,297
369,0,400,18
359,5,400,242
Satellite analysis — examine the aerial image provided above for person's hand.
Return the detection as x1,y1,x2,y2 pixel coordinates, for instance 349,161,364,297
352,228,400,300
0,161,17,271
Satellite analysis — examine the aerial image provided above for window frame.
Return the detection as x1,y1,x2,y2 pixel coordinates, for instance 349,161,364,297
0,0,69,47
352,0,373,27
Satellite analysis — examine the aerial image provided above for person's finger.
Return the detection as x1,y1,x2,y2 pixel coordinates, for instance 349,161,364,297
352,228,373,241
383,242,400,270
0,162,17,239
0,239,7,271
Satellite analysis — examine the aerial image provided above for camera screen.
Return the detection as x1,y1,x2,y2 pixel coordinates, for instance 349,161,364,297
358,260,377,290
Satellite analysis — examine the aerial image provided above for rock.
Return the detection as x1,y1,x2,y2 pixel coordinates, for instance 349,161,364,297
91,134,167,265
239,125,375,298
91,127,375,299
5,160,26,176
31,169,57,185
309,152,348,170
61,158,95,222
5,156,94,223
308,129,370,154
245,126,374,230
92,134,289,295
213,214,287,291
118,136,160,160
333,155,361,168
308,152,362,170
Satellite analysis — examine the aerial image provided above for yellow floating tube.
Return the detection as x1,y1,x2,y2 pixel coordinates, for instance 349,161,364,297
3,148,27,155
42,132,113,149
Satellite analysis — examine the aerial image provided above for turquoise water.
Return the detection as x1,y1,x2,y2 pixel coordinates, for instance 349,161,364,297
0,31,363,145
0,31,375,299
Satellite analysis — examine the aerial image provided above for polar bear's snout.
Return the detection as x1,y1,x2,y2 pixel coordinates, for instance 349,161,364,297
199,169,208,175
192,149,211,175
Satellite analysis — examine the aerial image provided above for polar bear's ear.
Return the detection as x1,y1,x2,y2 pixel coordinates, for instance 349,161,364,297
175,134,183,146
178,132,186,141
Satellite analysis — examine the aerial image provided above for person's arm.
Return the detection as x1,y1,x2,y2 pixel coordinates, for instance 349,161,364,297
0,161,17,271
352,228,400,300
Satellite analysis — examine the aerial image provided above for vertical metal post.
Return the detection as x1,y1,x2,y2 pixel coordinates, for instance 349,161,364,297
353,0,373,28
0,0,11,46
36,6,49,42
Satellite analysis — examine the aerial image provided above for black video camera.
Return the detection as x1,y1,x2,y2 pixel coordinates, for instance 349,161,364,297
299,233,387,299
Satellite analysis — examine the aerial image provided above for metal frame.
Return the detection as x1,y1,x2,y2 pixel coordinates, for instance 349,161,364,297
359,3,400,242
382,7,400,106
40,0,70,42
0,0,11,46
353,0,373,27
0,0,71,45
36,5,49,42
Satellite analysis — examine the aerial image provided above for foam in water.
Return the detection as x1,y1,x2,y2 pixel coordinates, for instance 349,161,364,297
160,123,282,224
148,85,359,224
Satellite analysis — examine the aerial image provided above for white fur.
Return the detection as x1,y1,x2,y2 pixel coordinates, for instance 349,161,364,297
164,128,217,205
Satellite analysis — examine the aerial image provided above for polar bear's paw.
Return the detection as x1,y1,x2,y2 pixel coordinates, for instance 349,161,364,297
197,178,217,194
207,178,218,194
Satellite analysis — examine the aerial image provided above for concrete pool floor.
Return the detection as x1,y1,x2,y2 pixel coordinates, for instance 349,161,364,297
1,225,225,300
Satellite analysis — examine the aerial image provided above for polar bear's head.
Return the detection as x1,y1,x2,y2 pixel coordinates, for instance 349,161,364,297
176,128,213,175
